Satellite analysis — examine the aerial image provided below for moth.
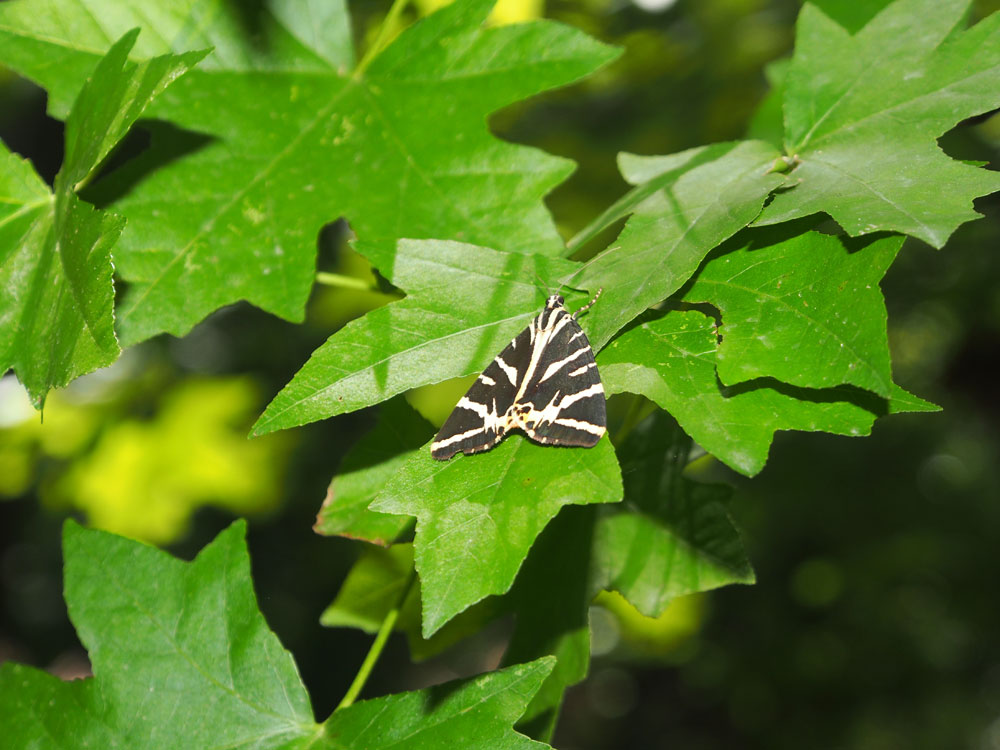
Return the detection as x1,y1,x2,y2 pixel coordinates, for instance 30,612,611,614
430,291,606,460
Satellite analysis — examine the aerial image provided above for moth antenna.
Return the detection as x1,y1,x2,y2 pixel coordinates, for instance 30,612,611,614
528,267,556,303
572,287,602,319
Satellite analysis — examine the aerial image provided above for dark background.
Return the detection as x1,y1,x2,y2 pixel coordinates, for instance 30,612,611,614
2,1,999,748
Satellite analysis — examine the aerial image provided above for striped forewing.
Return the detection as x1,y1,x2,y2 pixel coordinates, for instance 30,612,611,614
430,294,606,460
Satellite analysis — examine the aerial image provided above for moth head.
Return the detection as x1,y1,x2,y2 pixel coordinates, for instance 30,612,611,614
545,294,565,309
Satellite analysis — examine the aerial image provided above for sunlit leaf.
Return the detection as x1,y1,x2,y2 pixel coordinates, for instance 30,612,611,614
684,229,902,397
254,239,580,435
570,140,785,350
371,434,622,636
0,521,557,748
600,309,927,475
0,0,619,343
0,31,203,406
755,0,1000,247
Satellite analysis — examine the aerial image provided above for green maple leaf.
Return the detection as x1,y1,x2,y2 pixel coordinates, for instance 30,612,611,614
327,657,556,750
590,411,754,610
321,417,757,736
0,521,558,749
571,140,785,350
684,229,902,397
600,309,936,476
0,521,316,747
754,0,1000,247
253,239,582,435
322,544,420,633
314,396,428,546
370,434,623,637
0,0,619,344
0,31,204,406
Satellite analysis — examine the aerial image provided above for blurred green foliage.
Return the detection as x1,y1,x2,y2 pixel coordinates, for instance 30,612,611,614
0,372,290,544
2,0,999,748
54,378,287,544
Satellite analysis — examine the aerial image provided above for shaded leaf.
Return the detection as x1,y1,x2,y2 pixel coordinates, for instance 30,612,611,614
254,239,580,435
591,411,753,614
320,544,497,662
500,506,595,740
371,434,622,637
755,0,1000,247
570,140,785,350
322,544,416,633
808,0,894,32
684,229,903,397
315,397,429,546
0,0,619,343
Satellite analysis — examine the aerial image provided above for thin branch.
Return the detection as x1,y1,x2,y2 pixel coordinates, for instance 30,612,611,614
335,568,416,712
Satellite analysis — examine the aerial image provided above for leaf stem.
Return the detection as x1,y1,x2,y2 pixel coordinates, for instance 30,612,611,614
614,394,656,445
74,172,96,195
564,181,659,257
335,568,416,711
315,271,377,291
354,0,411,79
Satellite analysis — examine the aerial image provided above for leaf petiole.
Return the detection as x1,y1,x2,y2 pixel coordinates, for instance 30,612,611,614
314,271,378,291
335,566,417,711
613,394,658,445
354,0,411,79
